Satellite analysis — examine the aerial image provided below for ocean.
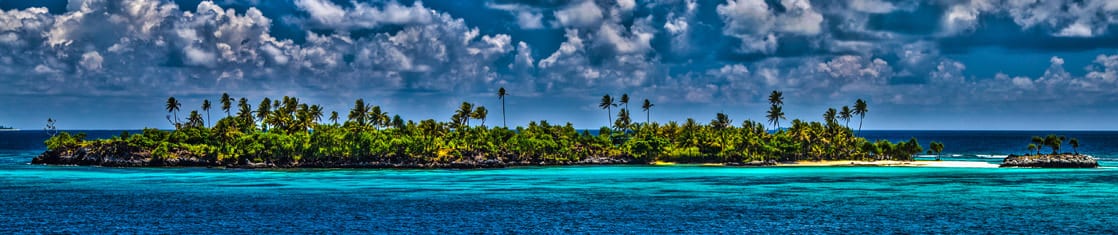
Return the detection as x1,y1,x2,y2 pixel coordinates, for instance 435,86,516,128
2,130,1117,233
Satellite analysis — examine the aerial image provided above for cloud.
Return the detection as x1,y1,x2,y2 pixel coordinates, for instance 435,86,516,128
716,0,823,54
554,0,603,28
295,0,436,29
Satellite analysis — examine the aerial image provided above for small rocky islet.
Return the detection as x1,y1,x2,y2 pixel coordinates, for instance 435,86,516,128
1000,154,1099,168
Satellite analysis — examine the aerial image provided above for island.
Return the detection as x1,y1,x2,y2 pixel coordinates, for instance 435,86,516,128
999,135,1097,168
35,90,937,168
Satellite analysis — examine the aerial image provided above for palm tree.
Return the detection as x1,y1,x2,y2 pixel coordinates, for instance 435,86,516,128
309,105,324,125
1030,136,1044,155
329,111,339,125
349,99,369,127
498,87,507,128
454,102,474,127
711,112,732,153
1043,134,1064,154
620,94,630,112
1027,144,1038,155
767,90,785,130
237,98,252,122
641,99,654,124
853,99,867,135
165,97,181,125
187,110,204,128
768,90,784,106
615,108,632,132
840,106,853,128
599,94,616,128
472,106,488,127
201,99,211,127
823,108,837,125
1069,138,1080,155
220,93,232,117
766,104,785,131
257,98,272,131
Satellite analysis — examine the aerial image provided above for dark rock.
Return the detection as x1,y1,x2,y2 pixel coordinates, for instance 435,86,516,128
1000,154,1098,168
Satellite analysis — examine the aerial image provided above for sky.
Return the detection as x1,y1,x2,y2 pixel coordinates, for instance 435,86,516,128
2,0,1118,130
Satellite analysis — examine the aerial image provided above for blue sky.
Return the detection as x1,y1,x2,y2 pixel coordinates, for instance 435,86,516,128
2,0,1118,130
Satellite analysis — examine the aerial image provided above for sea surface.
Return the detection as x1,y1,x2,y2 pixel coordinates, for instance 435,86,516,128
2,130,1117,233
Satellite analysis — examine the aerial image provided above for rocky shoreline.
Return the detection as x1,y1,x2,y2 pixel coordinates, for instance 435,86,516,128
1000,154,1098,168
30,145,779,169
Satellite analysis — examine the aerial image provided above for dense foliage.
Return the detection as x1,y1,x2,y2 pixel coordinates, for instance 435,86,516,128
45,91,927,166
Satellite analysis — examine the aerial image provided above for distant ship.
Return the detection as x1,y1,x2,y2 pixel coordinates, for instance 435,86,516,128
0,125,18,131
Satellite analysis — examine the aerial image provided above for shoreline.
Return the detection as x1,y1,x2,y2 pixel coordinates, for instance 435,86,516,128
779,160,999,168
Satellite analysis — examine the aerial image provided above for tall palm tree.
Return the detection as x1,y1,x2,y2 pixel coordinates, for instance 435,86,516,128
165,97,181,125
768,90,783,106
840,106,853,128
711,112,732,152
201,99,211,127
220,93,232,117
236,98,252,122
620,94,630,112
349,99,369,127
767,90,784,130
766,104,785,131
257,98,272,131
472,106,488,127
641,99,654,124
329,111,339,125
853,99,867,135
498,87,507,128
599,94,616,128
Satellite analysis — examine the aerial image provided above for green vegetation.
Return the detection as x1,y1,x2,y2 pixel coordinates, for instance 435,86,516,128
43,90,929,167
1025,135,1078,155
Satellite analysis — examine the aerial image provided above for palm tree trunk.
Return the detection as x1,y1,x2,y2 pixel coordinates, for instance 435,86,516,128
607,107,613,129
857,116,864,136
501,99,507,128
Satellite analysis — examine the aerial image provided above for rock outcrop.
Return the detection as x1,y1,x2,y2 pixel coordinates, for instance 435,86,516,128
1000,154,1098,168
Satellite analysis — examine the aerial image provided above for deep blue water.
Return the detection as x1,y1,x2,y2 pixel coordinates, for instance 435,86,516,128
2,130,1118,233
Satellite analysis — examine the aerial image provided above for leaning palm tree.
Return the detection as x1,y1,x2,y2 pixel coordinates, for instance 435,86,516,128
220,93,232,117
165,97,181,125
498,87,507,128
201,99,211,127
853,99,867,135
641,99,654,124
329,111,339,125
455,102,474,127
599,94,616,128
840,106,853,128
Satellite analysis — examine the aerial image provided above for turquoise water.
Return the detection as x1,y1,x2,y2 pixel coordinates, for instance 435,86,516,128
2,148,1118,233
